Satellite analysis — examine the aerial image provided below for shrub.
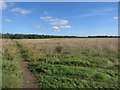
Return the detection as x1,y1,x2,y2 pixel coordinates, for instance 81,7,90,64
55,46,63,54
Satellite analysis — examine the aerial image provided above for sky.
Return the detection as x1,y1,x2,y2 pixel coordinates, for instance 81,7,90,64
1,1,118,36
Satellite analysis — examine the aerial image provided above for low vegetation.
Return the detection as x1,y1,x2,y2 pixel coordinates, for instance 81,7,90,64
15,38,119,88
2,39,23,88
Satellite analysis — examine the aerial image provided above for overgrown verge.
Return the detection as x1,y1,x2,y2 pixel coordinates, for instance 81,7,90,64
2,39,23,88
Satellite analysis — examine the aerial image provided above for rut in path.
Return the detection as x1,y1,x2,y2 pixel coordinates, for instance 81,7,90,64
16,42,39,88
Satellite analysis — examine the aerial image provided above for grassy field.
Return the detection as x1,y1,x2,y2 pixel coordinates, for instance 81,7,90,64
2,39,23,88
0,39,2,89
2,38,119,88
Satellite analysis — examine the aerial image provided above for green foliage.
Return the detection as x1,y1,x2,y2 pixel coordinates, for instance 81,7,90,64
15,39,119,88
92,72,110,81
1,33,119,39
2,40,23,88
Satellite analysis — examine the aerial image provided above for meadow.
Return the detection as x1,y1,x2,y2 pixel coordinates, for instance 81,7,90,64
2,39,23,88
2,38,119,88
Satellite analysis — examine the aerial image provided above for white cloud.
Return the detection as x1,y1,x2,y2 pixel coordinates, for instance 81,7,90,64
60,19,68,25
0,1,15,10
53,26,59,29
40,16,52,20
53,26,61,32
113,16,118,20
11,7,31,15
61,25,71,28
40,16,71,32
0,1,7,10
5,19,12,23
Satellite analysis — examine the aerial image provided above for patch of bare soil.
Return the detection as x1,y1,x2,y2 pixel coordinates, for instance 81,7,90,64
18,51,39,88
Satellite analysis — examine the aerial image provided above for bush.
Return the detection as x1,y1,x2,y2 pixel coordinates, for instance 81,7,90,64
55,46,63,54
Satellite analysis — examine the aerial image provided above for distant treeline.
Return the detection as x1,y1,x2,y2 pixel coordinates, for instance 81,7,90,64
0,33,119,39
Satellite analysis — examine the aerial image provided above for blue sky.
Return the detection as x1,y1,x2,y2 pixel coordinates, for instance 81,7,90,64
1,2,118,36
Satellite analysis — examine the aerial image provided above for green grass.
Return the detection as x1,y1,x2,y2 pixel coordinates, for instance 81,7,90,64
16,39,119,88
2,40,23,88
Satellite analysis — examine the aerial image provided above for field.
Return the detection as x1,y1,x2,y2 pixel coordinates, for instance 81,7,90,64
2,38,119,88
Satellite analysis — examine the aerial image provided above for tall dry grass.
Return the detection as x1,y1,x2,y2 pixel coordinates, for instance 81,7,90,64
15,38,118,58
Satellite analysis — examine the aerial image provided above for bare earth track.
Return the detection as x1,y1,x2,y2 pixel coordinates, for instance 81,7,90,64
16,43,38,88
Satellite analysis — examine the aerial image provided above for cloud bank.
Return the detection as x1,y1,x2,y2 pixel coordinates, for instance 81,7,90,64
11,7,31,15
5,19,12,23
40,16,71,32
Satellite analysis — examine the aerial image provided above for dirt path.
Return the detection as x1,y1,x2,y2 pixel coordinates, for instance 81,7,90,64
16,42,39,88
